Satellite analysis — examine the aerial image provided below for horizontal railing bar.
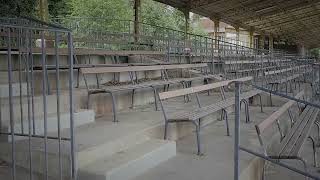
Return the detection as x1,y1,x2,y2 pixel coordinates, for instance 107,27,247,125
239,146,320,180
252,85,320,109
0,24,71,32
0,132,70,141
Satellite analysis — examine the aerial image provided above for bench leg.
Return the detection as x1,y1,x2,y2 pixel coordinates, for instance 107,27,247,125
308,136,317,167
192,121,202,155
222,109,230,136
131,89,135,109
269,156,308,180
257,94,263,112
269,84,273,107
244,100,250,123
87,92,91,109
297,157,309,180
164,121,169,140
151,86,158,111
315,121,320,146
76,68,80,88
241,100,250,123
108,91,118,122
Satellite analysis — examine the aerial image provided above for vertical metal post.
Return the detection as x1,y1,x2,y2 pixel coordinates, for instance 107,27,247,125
55,32,63,180
68,32,76,180
318,64,320,92
26,29,34,180
18,29,24,134
7,27,16,180
41,31,49,180
234,81,241,180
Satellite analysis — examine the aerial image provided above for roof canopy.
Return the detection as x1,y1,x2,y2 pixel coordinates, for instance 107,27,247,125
154,0,320,48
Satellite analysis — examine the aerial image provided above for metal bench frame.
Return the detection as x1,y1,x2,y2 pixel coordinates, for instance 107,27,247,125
158,77,263,155
81,63,211,122
255,91,319,179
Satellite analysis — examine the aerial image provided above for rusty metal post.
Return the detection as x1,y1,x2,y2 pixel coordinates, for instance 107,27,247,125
134,0,141,44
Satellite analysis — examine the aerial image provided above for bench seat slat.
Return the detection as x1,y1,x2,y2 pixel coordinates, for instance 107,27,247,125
264,65,308,76
268,74,303,84
256,91,304,133
167,89,260,121
81,63,207,74
278,106,315,156
289,108,319,156
159,76,252,100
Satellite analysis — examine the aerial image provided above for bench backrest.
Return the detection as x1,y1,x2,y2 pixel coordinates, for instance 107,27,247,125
264,65,308,76
158,76,253,100
255,90,304,135
80,63,207,74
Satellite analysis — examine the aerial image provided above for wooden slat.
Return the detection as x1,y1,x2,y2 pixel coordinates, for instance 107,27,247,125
278,107,315,156
256,90,304,134
225,59,290,65
0,48,167,56
289,109,319,156
264,65,308,76
159,76,252,100
80,63,208,74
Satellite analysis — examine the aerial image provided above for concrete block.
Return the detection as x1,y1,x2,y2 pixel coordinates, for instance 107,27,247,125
78,139,176,180
2,109,95,142
77,133,150,168
0,83,27,98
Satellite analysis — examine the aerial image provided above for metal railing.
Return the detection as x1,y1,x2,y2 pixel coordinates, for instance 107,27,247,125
52,17,266,58
0,17,76,180
233,60,320,180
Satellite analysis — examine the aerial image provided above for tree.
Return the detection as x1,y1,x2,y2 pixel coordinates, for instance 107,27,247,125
0,0,37,17
141,0,185,31
48,0,71,18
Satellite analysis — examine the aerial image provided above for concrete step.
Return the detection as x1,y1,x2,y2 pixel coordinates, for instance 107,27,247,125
77,131,151,168
0,72,25,84
78,139,176,180
1,109,95,141
1,93,71,123
0,83,27,98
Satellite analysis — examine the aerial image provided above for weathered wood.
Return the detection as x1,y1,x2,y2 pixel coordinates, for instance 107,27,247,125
289,109,319,156
278,106,315,156
225,59,290,65
0,48,167,56
256,91,304,134
80,63,207,74
159,76,252,100
264,65,308,76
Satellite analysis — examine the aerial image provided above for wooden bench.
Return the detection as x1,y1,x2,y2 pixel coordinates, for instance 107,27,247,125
80,63,214,122
264,64,311,103
158,76,264,155
255,91,320,176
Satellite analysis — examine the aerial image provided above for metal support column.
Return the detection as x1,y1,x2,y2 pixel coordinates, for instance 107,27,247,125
249,29,254,49
235,27,240,54
213,19,220,50
234,81,241,180
269,36,274,54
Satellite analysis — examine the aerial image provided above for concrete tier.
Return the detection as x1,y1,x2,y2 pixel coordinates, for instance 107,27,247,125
1,93,71,124
78,139,176,180
1,109,95,142
0,83,27,98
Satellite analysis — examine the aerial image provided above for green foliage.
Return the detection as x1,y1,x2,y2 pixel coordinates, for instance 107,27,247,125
0,0,37,16
69,0,133,20
310,48,320,58
49,0,71,18
141,0,185,31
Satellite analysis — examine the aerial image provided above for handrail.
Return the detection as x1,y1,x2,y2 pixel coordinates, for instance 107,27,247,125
240,147,320,180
